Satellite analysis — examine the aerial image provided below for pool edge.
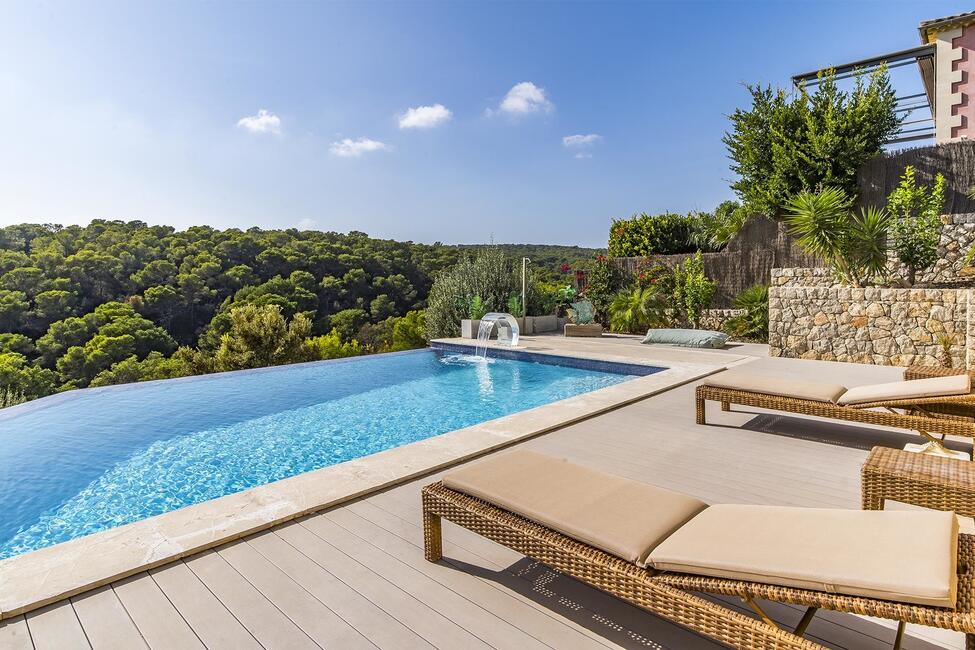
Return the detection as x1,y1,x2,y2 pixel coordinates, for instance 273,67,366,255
0,357,726,620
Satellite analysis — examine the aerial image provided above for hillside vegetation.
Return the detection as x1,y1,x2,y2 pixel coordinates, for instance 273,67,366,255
0,221,591,406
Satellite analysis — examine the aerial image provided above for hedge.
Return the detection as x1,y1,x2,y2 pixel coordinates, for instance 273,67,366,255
608,213,696,257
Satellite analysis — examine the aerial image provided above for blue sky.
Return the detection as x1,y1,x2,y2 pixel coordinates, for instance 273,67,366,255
0,0,969,247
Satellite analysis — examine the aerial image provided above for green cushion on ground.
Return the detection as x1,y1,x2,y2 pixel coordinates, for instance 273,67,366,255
641,328,729,349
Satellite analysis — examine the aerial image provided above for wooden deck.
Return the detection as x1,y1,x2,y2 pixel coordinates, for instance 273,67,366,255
0,349,967,650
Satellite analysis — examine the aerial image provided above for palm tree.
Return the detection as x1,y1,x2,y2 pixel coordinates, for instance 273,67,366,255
608,285,668,334
785,187,890,287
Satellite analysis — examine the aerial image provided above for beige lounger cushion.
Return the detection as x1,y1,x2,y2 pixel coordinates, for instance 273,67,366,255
442,450,707,565
704,372,846,404
648,505,959,608
836,374,971,406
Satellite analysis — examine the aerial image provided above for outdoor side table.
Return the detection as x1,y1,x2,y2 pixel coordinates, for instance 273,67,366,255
862,446,975,517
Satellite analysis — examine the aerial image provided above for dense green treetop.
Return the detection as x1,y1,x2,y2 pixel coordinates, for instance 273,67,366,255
0,221,589,406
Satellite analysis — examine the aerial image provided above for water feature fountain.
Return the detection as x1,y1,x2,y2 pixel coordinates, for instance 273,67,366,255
474,312,520,358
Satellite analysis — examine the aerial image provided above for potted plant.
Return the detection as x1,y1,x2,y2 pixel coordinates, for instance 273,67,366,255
460,295,489,338
555,285,577,318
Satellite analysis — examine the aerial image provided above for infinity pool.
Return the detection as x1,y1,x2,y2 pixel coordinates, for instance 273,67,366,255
0,348,654,559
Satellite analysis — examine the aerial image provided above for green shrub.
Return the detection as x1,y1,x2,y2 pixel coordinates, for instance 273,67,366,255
424,247,515,339
212,304,315,372
887,166,946,285
506,295,523,318
468,295,487,320
689,201,750,250
785,187,890,287
0,351,56,407
725,284,769,341
724,67,901,216
390,310,427,350
671,252,716,328
608,213,695,257
581,256,625,324
90,351,193,387
533,282,561,316
303,329,362,360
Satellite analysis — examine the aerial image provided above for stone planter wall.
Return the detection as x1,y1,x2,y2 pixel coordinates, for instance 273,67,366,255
770,268,974,368
699,309,747,332
891,214,975,285
461,315,559,338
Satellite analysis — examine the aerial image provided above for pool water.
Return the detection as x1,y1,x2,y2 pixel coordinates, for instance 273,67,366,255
0,349,647,559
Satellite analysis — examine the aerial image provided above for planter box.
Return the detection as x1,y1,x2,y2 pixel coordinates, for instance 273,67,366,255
529,314,558,333
564,323,604,337
463,316,555,338
461,319,497,339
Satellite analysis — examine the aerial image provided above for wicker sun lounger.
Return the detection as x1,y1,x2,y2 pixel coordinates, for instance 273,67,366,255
696,371,975,456
422,450,975,649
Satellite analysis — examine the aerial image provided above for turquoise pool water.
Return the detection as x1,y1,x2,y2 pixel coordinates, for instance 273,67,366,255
0,349,650,559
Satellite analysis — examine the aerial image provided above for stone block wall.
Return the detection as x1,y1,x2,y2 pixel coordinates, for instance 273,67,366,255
699,309,746,332
897,214,975,285
770,268,973,368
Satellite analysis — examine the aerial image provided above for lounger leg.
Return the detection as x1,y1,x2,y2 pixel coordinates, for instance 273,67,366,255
721,400,731,412
893,620,905,650
861,483,885,511
423,509,443,562
793,606,818,637
696,396,707,425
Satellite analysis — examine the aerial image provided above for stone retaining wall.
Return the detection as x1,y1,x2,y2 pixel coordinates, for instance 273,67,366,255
897,214,975,285
769,268,973,368
699,308,746,332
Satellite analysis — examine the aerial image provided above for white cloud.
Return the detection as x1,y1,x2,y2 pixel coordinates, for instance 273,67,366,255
492,82,553,116
329,137,388,157
236,109,281,134
296,218,317,230
573,152,592,159
399,104,452,129
563,134,602,147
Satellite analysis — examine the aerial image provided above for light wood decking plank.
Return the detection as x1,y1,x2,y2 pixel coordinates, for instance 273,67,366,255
184,549,318,650
359,491,724,649
273,520,491,649
111,572,204,650
70,586,147,650
246,530,433,650
302,512,555,650
0,616,33,650
149,562,261,650
217,539,377,650
24,601,89,650
331,504,618,650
